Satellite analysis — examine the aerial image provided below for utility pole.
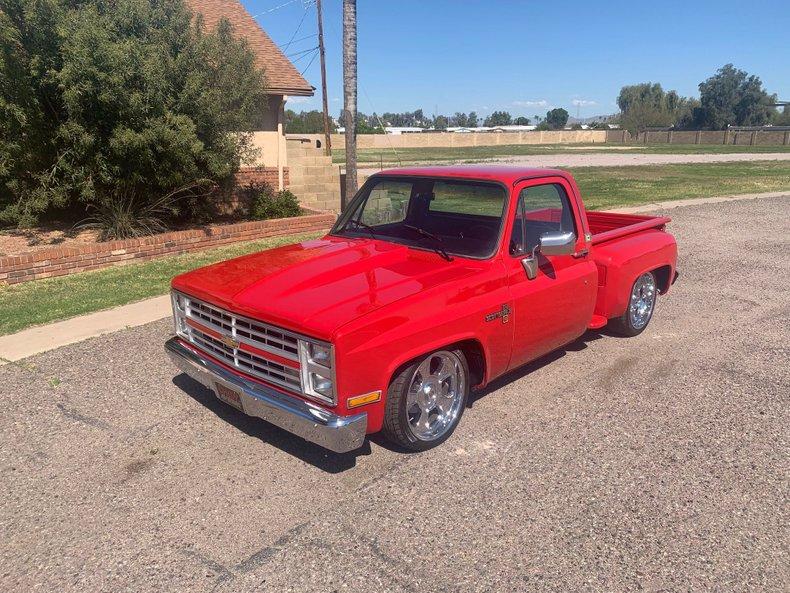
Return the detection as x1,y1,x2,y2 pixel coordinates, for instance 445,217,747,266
316,0,331,156
342,0,357,209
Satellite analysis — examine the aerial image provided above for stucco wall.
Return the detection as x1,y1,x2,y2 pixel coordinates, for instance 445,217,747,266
290,130,607,150
608,129,790,145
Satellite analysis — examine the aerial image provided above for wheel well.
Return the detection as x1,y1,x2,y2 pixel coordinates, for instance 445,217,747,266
652,265,672,294
389,339,487,390
454,339,486,388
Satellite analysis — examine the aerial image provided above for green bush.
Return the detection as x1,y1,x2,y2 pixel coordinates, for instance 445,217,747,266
75,179,216,240
0,0,267,227
250,184,301,220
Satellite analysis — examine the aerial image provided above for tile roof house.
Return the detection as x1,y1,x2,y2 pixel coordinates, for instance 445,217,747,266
184,0,315,189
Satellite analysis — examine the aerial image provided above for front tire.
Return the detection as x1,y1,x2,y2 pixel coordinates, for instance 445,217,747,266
382,349,469,451
610,271,657,336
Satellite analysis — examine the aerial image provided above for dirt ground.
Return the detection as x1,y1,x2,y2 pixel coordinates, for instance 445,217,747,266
1,195,788,592
0,227,100,258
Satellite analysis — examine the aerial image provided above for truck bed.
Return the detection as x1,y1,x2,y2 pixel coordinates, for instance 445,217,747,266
586,211,672,245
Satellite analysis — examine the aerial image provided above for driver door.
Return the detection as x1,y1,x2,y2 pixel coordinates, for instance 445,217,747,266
505,178,597,370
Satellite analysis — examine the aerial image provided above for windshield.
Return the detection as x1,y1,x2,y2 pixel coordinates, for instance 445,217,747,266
331,176,507,259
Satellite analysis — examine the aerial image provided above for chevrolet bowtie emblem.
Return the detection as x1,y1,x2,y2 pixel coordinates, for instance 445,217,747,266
221,335,240,349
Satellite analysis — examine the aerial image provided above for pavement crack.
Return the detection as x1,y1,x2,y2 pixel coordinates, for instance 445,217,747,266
235,521,311,573
56,402,111,431
179,548,235,592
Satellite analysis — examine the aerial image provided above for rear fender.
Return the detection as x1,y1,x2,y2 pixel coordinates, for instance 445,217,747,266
592,229,677,319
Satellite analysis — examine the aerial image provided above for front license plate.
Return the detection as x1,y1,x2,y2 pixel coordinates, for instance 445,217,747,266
214,382,244,412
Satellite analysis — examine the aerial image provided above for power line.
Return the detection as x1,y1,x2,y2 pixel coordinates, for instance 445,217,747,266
280,4,311,52
251,0,312,19
279,33,317,48
286,46,318,58
300,48,320,75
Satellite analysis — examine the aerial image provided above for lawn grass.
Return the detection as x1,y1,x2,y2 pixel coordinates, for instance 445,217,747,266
334,143,790,166
0,231,322,336
570,161,790,210
2,160,788,336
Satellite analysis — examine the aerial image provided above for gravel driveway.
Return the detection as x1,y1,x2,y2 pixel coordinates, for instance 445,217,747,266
359,152,790,176
2,196,788,592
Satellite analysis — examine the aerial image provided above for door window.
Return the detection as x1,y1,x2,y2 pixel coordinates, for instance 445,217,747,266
510,183,576,255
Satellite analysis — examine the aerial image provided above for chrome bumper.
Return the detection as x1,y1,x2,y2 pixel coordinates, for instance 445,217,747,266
165,337,367,453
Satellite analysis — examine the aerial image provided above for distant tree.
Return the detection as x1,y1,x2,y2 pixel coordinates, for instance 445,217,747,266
775,105,790,126
452,112,468,127
616,82,699,132
285,110,337,134
513,116,531,125
533,114,543,125
617,83,675,132
545,108,569,130
484,110,512,126
433,115,449,130
467,111,479,127
697,64,777,129
353,112,384,134
570,123,584,130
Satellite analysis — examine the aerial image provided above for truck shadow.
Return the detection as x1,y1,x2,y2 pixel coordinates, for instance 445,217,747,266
172,328,624,465
172,374,371,473
469,329,609,404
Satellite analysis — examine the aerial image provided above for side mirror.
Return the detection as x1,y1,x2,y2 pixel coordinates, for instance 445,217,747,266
538,231,576,256
520,231,576,280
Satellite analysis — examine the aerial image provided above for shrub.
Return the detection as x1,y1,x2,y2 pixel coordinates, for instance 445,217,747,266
250,185,301,220
76,179,216,240
0,0,268,227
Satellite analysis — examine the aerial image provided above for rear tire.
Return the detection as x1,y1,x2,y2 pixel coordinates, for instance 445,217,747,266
610,271,657,337
382,349,469,452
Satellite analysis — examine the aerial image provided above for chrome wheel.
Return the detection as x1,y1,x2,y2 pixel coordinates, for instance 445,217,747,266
405,350,466,441
629,272,657,330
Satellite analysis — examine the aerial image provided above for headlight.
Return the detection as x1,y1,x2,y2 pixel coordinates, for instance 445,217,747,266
171,291,188,337
308,343,331,367
298,339,336,405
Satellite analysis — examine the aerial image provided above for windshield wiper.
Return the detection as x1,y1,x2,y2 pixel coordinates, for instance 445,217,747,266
403,224,453,261
344,219,377,239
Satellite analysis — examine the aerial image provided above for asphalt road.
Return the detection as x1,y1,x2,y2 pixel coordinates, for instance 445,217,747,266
2,196,788,592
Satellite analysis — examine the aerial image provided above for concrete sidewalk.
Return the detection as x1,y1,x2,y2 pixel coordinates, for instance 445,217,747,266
0,190,786,364
0,295,172,364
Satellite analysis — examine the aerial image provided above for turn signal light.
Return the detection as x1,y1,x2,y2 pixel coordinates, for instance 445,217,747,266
347,390,382,409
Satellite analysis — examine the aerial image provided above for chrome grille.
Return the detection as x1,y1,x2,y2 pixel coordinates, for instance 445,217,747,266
177,293,303,394
190,328,301,392
184,296,299,361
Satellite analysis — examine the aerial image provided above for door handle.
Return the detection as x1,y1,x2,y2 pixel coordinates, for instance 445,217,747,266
572,249,589,259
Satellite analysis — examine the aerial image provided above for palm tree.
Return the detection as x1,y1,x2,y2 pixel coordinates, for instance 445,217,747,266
342,0,357,208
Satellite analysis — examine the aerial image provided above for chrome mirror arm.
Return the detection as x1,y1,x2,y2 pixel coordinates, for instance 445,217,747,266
521,245,540,280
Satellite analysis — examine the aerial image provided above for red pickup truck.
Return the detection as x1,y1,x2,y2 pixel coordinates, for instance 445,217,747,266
166,166,677,453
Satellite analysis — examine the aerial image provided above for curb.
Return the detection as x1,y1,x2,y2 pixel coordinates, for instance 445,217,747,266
0,190,786,363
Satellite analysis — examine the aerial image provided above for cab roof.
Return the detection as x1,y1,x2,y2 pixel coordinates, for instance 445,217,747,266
374,165,573,186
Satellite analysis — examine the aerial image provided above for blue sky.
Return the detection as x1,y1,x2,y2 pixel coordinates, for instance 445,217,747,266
243,0,789,119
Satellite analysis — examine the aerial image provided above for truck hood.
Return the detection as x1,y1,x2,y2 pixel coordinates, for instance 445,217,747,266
172,235,483,339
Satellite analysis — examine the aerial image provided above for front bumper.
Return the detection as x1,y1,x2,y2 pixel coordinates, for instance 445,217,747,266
165,337,367,453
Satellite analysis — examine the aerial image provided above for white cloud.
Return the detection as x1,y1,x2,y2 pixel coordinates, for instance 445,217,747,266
571,99,597,107
512,99,549,108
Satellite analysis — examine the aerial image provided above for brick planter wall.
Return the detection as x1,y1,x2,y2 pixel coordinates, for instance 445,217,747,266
214,167,290,215
0,210,335,285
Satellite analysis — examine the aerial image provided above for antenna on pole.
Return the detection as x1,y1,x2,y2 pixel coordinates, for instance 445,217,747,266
316,0,331,156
